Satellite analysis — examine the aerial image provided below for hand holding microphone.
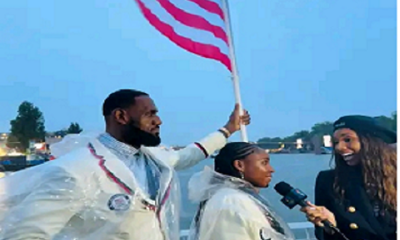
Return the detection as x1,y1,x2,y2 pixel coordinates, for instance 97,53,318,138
300,201,337,228
274,181,349,240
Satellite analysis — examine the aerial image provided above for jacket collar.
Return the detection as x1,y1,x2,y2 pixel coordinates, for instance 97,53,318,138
88,139,137,195
139,147,173,205
88,138,173,206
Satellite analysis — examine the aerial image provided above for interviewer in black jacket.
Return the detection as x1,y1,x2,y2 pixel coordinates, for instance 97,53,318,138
301,115,397,240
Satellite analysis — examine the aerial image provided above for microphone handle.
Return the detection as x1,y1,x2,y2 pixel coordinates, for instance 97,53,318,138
322,219,337,233
299,201,350,240
324,222,350,240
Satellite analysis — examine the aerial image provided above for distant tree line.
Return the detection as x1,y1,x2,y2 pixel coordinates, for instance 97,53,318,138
257,112,397,150
6,101,83,152
5,101,396,152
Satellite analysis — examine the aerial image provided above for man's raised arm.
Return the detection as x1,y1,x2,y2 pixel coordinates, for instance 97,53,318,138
154,104,250,170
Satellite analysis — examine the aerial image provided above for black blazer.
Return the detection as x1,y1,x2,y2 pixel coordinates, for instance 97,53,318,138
314,170,396,240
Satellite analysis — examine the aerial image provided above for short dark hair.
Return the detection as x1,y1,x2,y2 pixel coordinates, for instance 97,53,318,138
102,89,149,117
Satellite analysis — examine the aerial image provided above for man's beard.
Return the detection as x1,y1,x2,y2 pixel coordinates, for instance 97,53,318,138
121,120,161,147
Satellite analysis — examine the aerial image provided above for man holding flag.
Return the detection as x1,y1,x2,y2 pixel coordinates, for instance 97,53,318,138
0,0,251,238
0,89,250,240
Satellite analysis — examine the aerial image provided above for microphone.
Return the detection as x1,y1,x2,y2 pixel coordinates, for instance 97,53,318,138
274,181,308,209
274,181,349,240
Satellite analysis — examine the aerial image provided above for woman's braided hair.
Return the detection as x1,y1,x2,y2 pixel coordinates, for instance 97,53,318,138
214,142,258,177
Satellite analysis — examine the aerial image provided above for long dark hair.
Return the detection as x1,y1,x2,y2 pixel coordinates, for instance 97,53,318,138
332,130,397,212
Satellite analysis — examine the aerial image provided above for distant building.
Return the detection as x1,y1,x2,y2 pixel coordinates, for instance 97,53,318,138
0,133,8,141
323,135,332,147
312,135,322,154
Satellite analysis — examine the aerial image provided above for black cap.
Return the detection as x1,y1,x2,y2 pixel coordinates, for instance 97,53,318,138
333,115,397,144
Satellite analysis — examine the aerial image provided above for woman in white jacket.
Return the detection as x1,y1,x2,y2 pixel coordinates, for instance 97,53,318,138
187,142,295,240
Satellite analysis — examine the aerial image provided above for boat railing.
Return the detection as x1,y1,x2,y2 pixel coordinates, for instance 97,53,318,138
179,221,316,240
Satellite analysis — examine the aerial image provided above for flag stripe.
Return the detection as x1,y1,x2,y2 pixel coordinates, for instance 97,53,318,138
170,0,225,28
140,0,228,54
138,0,229,54
161,0,228,43
135,0,232,70
186,0,225,20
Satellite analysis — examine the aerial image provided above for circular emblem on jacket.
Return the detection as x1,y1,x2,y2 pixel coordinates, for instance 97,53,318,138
259,227,272,240
108,194,131,211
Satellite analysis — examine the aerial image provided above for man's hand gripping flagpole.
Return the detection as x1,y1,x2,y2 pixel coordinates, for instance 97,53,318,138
221,0,249,142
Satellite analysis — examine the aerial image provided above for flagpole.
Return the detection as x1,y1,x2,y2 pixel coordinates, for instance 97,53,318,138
221,0,249,142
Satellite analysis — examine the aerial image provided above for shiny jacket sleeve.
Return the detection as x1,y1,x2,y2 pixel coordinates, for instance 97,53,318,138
151,131,227,170
0,166,86,240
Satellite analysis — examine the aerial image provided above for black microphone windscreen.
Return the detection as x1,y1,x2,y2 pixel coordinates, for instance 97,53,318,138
274,181,293,196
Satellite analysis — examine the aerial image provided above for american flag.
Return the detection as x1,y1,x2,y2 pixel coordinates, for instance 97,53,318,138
134,0,232,71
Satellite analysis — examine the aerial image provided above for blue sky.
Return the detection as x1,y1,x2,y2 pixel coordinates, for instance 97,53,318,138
0,0,396,145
